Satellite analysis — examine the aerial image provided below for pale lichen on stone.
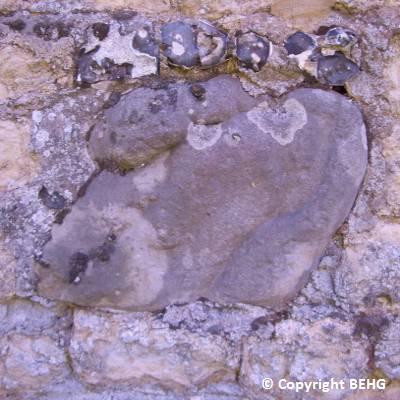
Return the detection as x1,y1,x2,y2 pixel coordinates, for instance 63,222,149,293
187,122,223,150
247,97,307,145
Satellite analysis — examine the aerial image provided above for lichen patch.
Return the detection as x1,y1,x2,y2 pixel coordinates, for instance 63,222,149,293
247,98,307,145
187,122,223,150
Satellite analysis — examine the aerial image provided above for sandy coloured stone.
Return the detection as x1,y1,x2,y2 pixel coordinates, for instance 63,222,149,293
85,0,170,13
0,333,69,393
0,120,38,192
270,0,336,30
0,42,73,103
69,309,238,388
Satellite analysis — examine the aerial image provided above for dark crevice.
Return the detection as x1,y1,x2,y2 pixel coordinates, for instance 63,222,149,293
332,85,349,96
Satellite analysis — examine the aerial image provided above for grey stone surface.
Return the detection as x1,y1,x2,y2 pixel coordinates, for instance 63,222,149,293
88,75,257,169
38,75,367,311
375,316,400,380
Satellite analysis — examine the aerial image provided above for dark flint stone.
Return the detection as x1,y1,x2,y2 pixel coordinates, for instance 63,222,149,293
39,186,66,210
103,92,121,109
236,31,271,71
161,21,199,68
6,19,26,31
68,252,89,283
325,27,357,48
76,51,102,85
132,25,159,57
284,31,316,55
91,22,109,41
195,20,228,68
317,52,360,85
190,83,206,99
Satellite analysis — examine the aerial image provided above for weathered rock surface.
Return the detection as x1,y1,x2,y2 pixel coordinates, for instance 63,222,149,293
38,75,367,311
0,241,16,300
335,220,400,308
270,0,336,30
375,316,400,380
69,308,238,389
0,300,72,395
0,38,74,106
240,317,370,399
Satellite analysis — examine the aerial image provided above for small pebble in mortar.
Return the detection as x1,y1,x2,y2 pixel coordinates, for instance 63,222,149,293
236,31,271,72
161,21,198,68
284,31,316,55
324,27,357,49
317,53,360,86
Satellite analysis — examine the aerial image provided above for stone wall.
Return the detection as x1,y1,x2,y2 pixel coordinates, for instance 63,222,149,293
0,0,399,399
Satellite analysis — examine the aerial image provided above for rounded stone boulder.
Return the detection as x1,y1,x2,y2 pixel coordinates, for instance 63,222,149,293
38,75,367,311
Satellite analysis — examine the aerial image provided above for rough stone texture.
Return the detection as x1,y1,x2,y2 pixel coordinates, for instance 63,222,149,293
70,308,239,389
270,0,336,30
0,38,74,106
87,0,170,13
380,123,400,216
240,317,370,399
0,241,16,300
0,1,399,399
347,386,400,400
1,334,68,392
38,76,367,311
375,317,400,380
334,220,400,308
0,299,72,396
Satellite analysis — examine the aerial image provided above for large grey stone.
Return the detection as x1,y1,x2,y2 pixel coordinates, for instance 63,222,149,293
38,75,367,311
